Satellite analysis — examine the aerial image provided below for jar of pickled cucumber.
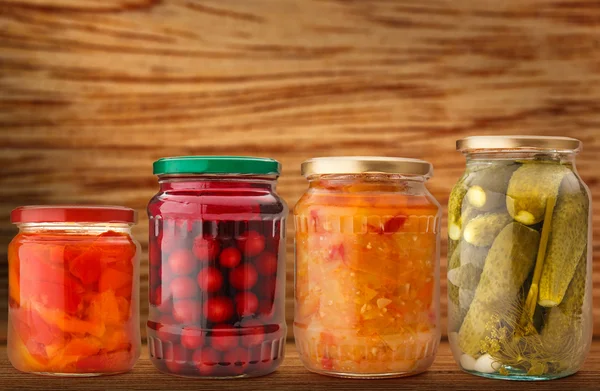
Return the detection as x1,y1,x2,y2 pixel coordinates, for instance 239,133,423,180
147,156,287,378
447,136,592,381
294,157,441,378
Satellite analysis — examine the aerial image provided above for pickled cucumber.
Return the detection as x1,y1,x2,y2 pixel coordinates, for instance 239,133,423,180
460,242,489,269
463,212,512,247
541,250,587,352
458,223,540,356
466,164,519,211
538,174,589,307
448,243,461,307
506,164,570,225
449,179,470,240
448,263,483,290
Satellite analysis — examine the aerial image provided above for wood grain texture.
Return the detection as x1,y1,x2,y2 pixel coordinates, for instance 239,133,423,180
0,0,599,339
0,340,600,390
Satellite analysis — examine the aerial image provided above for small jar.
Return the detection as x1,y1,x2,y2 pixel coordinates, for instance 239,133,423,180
448,136,592,380
294,157,441,378
147,156,288,378
7,206,141,376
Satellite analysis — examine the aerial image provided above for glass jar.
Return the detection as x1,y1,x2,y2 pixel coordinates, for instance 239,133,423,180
294,157,441,378
147,156,288,378
447,136,593,381
7,206,141,376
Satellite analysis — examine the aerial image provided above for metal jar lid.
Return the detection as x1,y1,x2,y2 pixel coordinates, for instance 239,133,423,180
300,156,433,178
456,136,582,153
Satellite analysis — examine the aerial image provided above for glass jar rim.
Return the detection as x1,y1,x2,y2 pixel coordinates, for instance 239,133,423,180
153,156,281,176
11,205,137,224
456,136,581,153
301,156,433,178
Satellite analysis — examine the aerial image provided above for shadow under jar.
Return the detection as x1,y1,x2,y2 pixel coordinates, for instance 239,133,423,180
7,206,141,376
294,157,441,378
447,136,593,381
147,156,288,378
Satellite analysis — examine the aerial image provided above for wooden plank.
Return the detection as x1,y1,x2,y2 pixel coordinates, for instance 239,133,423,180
0,340,600,390
0,0,599,338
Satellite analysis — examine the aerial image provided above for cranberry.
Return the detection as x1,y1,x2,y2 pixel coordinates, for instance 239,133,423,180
172,299,201,324
161,231,181,254
219,247,241,268
210,325,239,352
239,320,265,348
181,326,206,350
204,297,234,323
165,344,189,373
168,249,196,276
192,235,220,261
229,264,258,290
255,252,278,275
196,267,223,292
237,231,265,257
170,276,198,299
234,291,259,316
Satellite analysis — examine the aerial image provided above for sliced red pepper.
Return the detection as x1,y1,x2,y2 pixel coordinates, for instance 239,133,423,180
99,268,132,297
75,349,132,372
68,247,102,285
383,215,407,233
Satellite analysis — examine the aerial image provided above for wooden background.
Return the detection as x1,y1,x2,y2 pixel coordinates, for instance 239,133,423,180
0,0,599,341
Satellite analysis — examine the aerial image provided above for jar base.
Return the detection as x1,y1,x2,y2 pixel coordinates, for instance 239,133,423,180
25,371,128,378
305,367,429,379
461,367,577,381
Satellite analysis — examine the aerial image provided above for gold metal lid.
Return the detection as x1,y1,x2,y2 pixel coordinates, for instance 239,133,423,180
301,156,433,178
457,136,582,153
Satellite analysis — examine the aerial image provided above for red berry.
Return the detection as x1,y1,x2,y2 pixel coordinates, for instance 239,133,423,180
234,291,259,316
170,276,198,299
196,267,223,292
239,320,265,348
160,231,180,254
223,347,249,365
165,344,189,373
172,299,201,324
255,252,278,275
192,346,221,366
168,249,196,276
237,231,265,257
204,297,234,323
257,275,277,298
210,325,239,351
180,326,206,350
219,247,242,268
192,235,220,261
229,264,258,290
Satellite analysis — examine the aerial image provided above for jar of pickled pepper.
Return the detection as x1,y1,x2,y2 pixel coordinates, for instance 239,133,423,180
447,136,592,380
7,206,141,376
147,156,288,378
294,157,441,378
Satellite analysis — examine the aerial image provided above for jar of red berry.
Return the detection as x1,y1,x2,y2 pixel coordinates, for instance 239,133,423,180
147,156,288,378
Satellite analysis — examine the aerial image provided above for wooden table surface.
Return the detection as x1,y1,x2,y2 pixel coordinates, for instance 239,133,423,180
0,340,599,390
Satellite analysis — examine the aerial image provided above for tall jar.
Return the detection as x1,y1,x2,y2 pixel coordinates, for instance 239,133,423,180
147,156,288,378
294,157,441,378
447,136,593,381
7,206,141,376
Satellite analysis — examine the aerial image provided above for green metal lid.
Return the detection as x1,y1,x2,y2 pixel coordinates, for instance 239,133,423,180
153,156,281,176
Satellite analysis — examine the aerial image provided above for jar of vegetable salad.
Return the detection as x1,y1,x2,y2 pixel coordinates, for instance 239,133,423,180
7,206,141,376
447,136,592,380
294,157,441,378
